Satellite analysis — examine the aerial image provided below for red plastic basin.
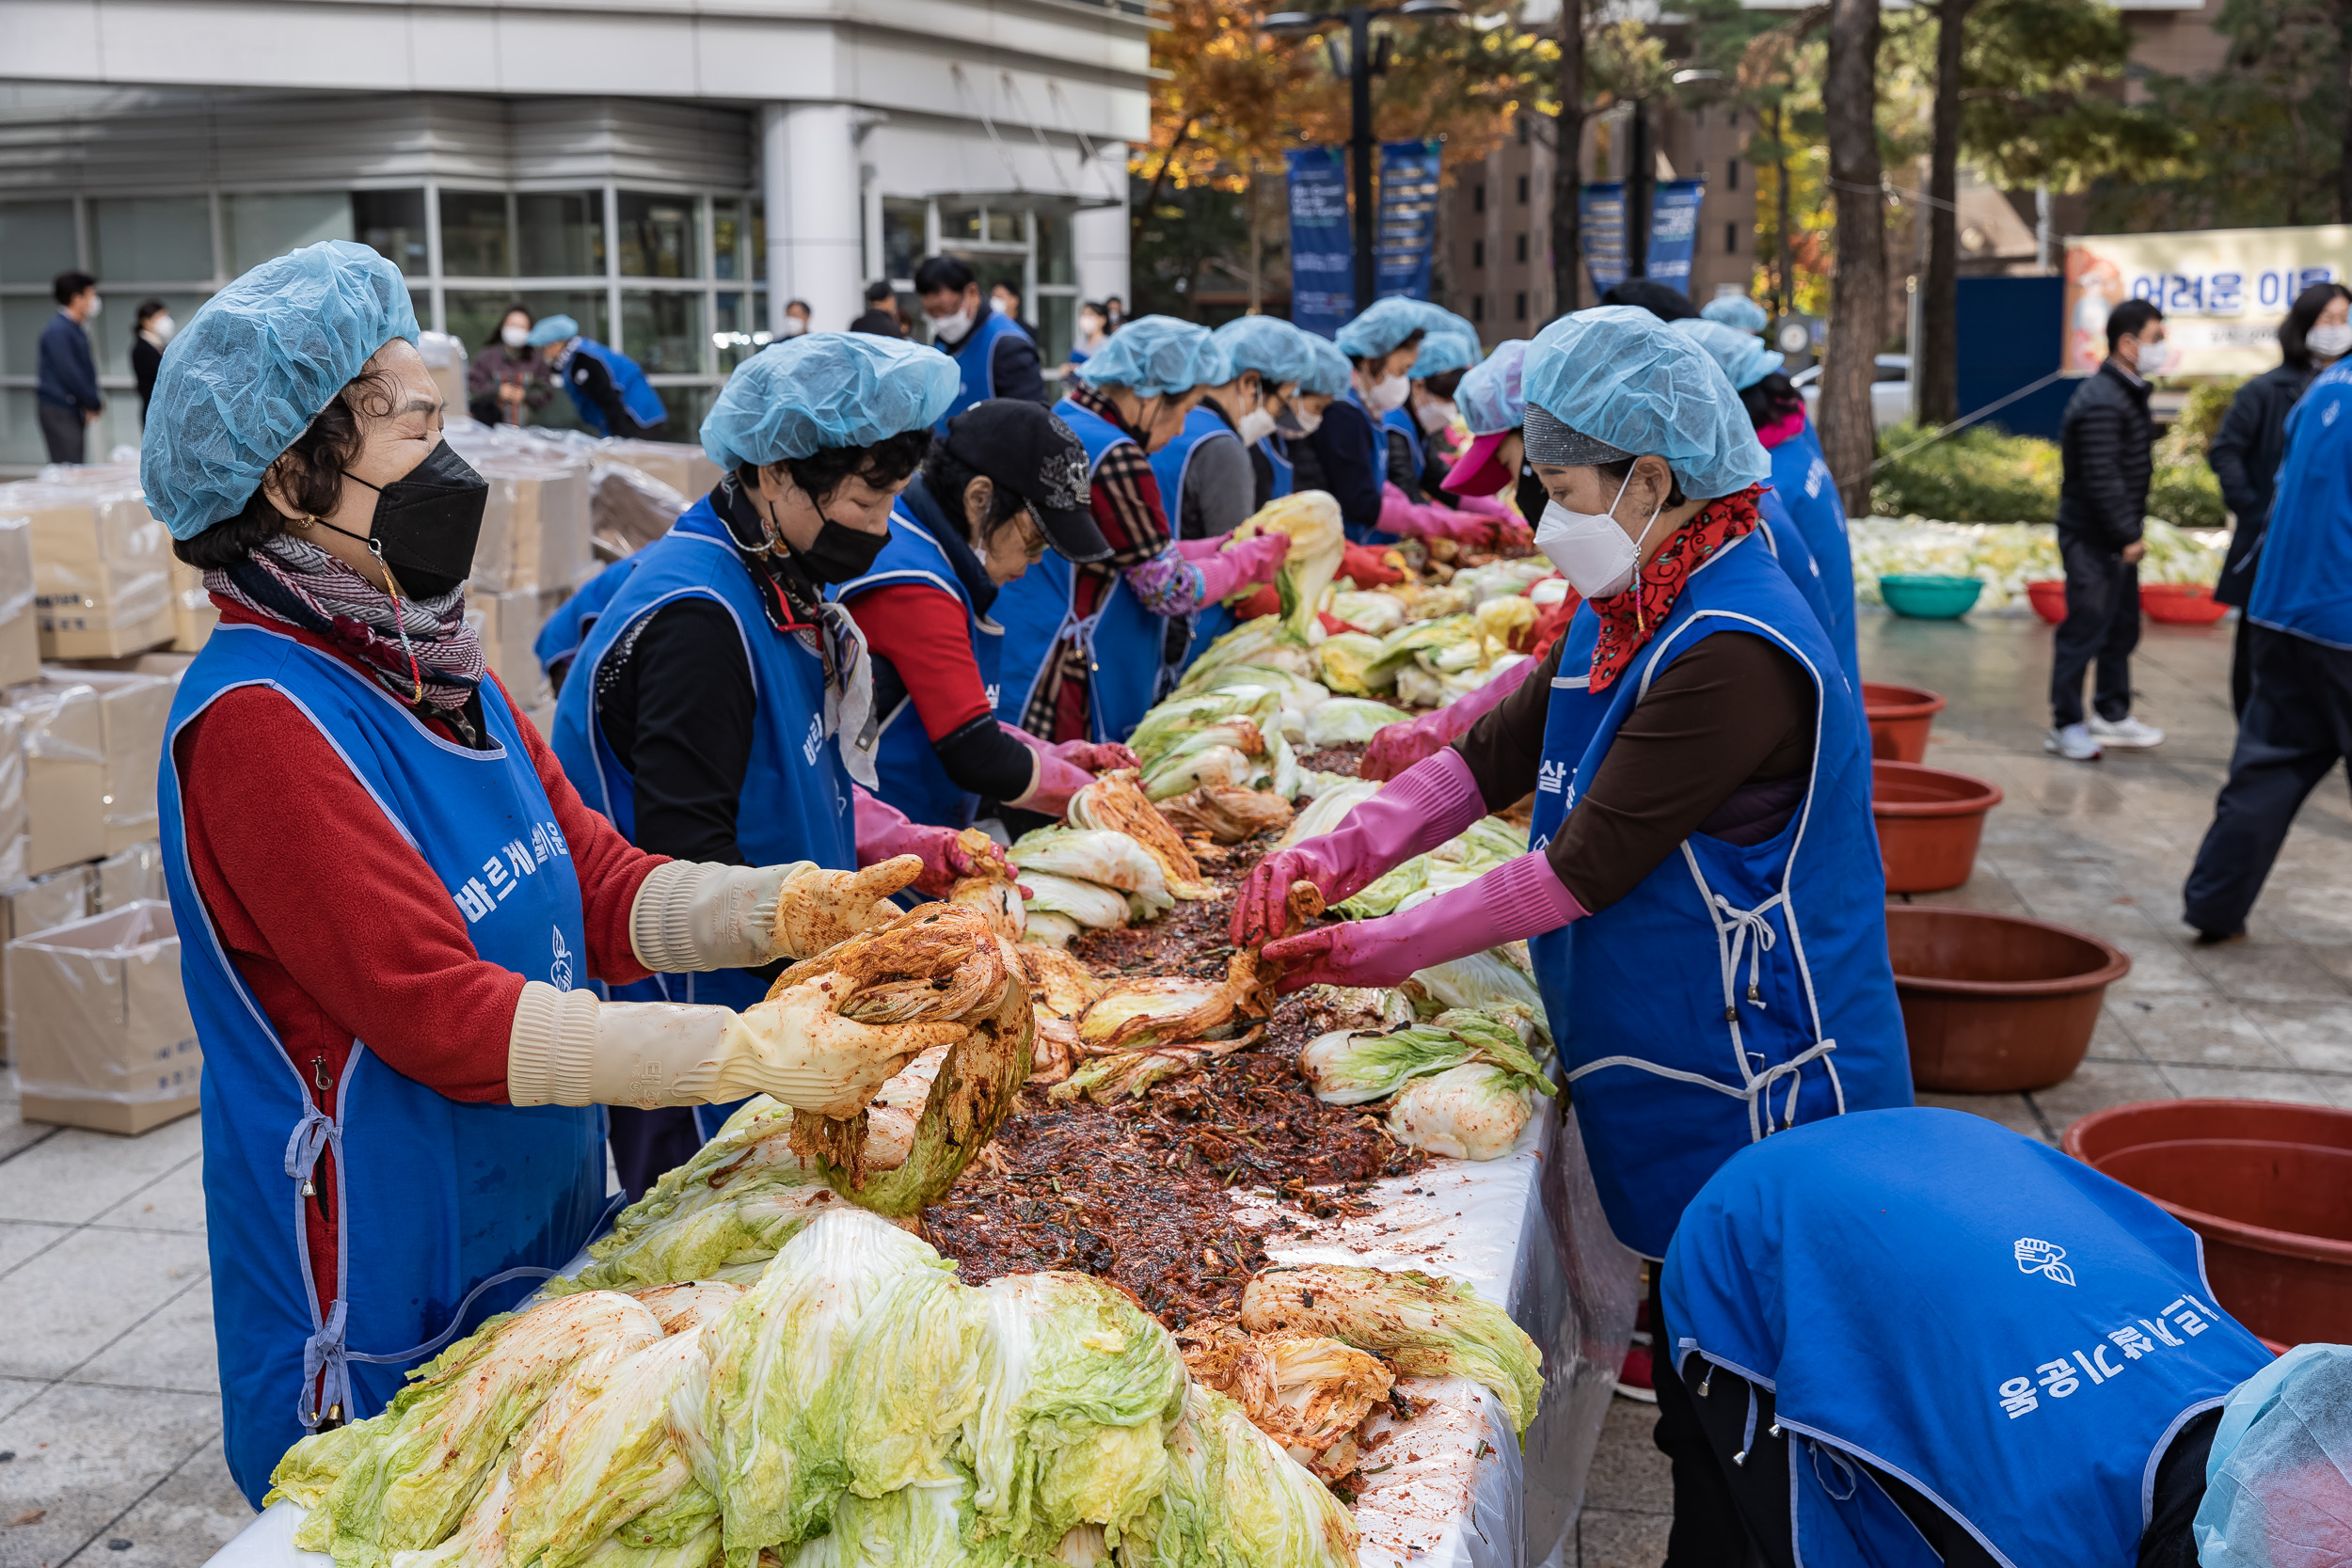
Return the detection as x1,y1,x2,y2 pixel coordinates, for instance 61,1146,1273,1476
2064,1099,2352,1348
1874,762,2003,894
1886,906,2130,1093
2141,582,2232,626
2026,579,2067,625
1863,682,1945,762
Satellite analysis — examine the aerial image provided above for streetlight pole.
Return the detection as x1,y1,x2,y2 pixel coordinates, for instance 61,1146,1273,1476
1348,5,1377,310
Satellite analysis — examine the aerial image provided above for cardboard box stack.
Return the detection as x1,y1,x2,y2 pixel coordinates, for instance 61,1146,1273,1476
0,477,175,659
7,681,105,877
37,667,173,852
596,438,720,502
0,863,92,1065
10,901,199,1135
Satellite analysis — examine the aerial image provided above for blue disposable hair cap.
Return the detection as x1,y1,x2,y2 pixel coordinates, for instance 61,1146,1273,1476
1212,315,1314,389
1521,305,1772,499
700,332,961,469
1672,318,1788,391
1701,294,1771,335
1455,339,1531,436
1076,315,1232,397
1335,295,1430,360
525,314,579,348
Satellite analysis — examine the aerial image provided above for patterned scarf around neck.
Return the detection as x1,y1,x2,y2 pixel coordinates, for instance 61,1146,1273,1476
1587,484,1764,692
207,533,486,718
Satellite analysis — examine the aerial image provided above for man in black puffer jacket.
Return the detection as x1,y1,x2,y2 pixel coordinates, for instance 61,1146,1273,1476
2049,298,2167,761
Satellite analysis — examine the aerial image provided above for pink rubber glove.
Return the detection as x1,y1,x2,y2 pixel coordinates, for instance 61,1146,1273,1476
1359,656,1540,782
1263,852,1585,991
1194,532,1290,605
996,726,1098,816
1051,738,1139,772
1174,535,1227,563
853,786,1009,897
1454,492,1514,521
1377,483,1448,540
1230,749,1487,947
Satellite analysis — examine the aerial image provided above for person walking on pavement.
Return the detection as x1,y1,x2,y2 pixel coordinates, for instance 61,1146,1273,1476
2208,281,2352,715
38,270,103,464
2049,299,2169,762
2185,347,2352,944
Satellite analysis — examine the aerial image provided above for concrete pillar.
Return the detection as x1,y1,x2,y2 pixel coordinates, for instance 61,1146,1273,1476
761,102,862,335
1072,145,1131,309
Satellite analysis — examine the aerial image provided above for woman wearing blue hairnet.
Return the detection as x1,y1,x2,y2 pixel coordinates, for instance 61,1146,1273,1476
1662,1105,2293,1568
994,314,1289,746
148,243,944,1505
547,332,1016,1196
1234,307,1911,1565
1292,297,1423,541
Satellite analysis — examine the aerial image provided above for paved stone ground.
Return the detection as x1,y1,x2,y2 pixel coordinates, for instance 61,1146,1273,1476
2,610,2342,1568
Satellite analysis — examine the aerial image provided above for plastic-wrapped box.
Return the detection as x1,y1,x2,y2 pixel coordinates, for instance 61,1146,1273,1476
169,553,215,652
95,840,162,912
417,330,469,416
0,862,93,1064
596,438,720,502
588,460,690,559
0,513,39,688
7,681,104,875
469,455,593,595
9,900,198,1135
36,667,172,853
0,479,174,659
0,707,27,890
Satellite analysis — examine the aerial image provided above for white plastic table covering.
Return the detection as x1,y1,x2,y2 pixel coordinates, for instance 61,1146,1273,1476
204,1106,1640,1568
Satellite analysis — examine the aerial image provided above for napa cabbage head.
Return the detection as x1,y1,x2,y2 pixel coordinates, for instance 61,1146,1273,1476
1119,1386,1359,1568
1232,490,1346,641
707,1210,984,1562
1303,697,1409,749
1298,1007,1553,1107
1388,1062,1539,1162
961,1272,1188,1558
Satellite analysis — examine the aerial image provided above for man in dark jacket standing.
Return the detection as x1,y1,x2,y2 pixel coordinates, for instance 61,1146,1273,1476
2207,282,2352,714
37,271,103,465
2049,299,2168,761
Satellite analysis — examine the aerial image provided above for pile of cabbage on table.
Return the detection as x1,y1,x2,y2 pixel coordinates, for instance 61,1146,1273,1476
1851,515,2228,610
266,1210,1540,1568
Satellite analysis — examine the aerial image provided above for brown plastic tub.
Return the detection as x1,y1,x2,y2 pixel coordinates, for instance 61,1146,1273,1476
1863,682,1945,762
1875,762,2003,894
2064,1099,2352,1348
1885,906,2130,1093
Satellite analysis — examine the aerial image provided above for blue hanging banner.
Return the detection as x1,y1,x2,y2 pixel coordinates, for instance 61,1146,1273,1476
1580,182,1628,296
1375,138,1443,301
1646,179,1707,296
1286,147,1355,339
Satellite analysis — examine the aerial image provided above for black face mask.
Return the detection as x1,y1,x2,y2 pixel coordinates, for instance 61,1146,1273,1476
332,441,488,600
788,512,892,584
1517,464,1551,533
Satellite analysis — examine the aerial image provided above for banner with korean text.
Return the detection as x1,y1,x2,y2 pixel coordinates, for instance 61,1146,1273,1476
1286,147,1355,339
2062,225,2347,377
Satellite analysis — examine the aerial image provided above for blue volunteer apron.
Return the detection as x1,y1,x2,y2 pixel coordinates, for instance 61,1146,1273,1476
162,624,606,1505
560,341,666,436
993,399,1168,744
1256,432,1296,504
550,495,856,1013
1335,388,1393,544
1665,1107,2273,1568
1526,530,1910,1260
1150,404,1249,692
2249,358,2352,646
1770,420,1860,690
839,497,1004,829
938,310,1029,432
1383,403,1428,493
536,554,641,687
1756,487,1840,657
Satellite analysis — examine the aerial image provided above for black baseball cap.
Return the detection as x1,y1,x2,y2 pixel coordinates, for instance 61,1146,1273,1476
943,400,1110,563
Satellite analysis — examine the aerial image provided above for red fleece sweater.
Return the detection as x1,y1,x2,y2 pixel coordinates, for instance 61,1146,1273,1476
176,603,664,1330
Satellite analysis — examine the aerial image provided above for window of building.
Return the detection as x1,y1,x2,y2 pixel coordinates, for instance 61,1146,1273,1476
1515,291,1528,321
90,197,215,282
1518,115,1530,146
517,191,606,277
1473,183,1486,214
622,290,707,374
1517,233,1529,263
1472,295,1485,323
224,193,355,275
618,191,700,278
1726,222,1740,256
882,199,926,285
0,202,80,285
354,191,430,276
1472,239,1485,269
440,190,513,278
1517,174,1529,205
1728,158,1740,192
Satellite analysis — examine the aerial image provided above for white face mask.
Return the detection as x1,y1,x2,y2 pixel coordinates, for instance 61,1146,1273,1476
2310,323,2352,358
990,295,1014,317
151,314,176,342
1279,405,1324,438
85,294,102,319
778,318,808,338
2132,339,2172,375
1238,407,1279,445
932,308,975,342
1079,314,1105,341
1415,399,1458,435
1368,372,1410,413
501,324,529,349
1535,471,1664,600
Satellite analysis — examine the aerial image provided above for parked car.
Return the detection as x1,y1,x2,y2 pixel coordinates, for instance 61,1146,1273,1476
1792,355,1913,432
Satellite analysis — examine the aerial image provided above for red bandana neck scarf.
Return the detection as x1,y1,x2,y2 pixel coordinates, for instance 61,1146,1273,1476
1586,484,1764,692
